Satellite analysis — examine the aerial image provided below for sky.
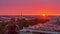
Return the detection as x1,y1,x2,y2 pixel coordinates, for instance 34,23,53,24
0,0,60,15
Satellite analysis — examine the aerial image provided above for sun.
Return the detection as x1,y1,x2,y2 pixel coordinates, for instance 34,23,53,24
42,14,46,16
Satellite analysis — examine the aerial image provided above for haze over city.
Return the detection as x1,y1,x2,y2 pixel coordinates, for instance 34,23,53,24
1,0,60,34
0,0,60,16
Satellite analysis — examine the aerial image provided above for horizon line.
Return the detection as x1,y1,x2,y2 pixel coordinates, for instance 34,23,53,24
0,14,60,16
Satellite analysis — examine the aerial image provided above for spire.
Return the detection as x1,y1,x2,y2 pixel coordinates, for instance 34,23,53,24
21,11,22,16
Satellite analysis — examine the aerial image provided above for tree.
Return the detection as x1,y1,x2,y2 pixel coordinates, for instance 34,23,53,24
19,19,29,27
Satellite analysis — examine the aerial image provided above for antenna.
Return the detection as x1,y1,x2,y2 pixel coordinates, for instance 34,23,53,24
21,11,22,16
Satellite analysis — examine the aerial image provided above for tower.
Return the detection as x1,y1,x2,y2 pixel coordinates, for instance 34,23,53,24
21,11,22,16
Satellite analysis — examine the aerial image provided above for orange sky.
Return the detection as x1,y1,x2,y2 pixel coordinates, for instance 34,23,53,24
0,0,60,16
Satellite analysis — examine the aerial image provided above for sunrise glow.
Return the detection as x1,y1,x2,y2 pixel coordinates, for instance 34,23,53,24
0,0,60,16
42,14,46,16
